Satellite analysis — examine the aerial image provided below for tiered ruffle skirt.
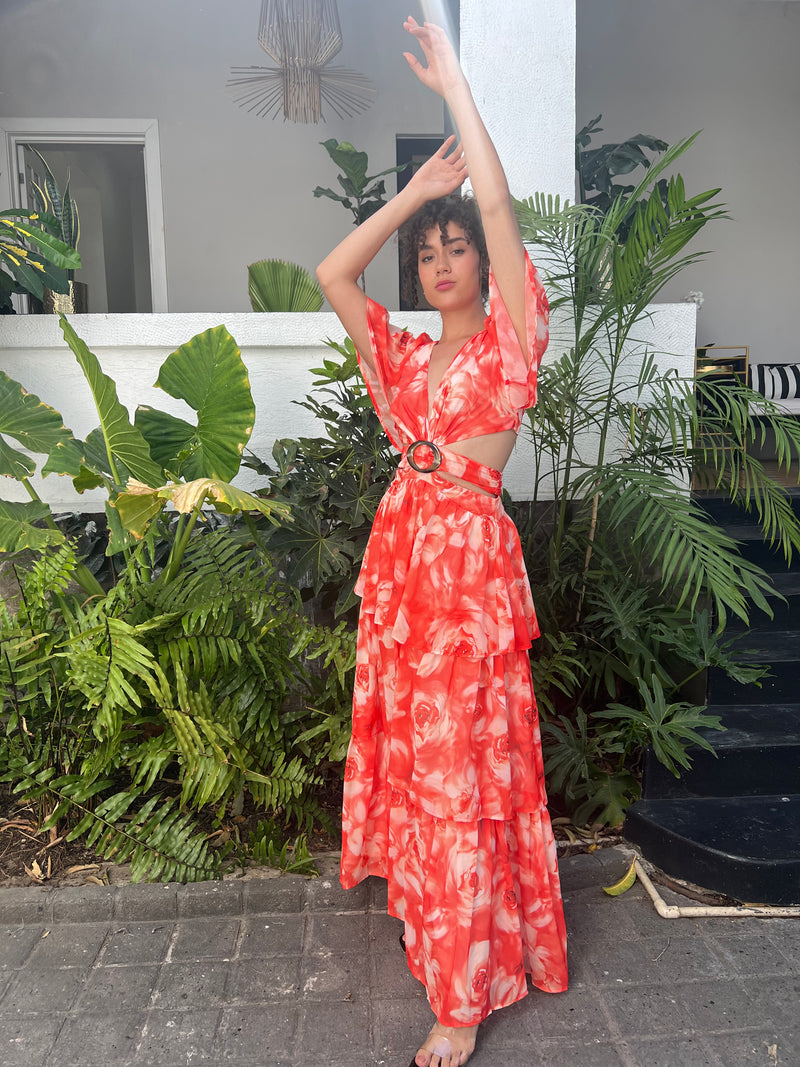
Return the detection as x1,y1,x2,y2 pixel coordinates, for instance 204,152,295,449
340,470,568,1025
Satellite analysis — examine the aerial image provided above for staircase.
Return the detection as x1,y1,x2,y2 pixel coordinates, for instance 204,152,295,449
624,493,800,906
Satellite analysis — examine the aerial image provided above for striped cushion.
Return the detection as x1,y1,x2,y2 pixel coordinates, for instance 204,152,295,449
750,363,800,400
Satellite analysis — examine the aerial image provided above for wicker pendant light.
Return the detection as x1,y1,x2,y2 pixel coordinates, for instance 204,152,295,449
228,0,376,124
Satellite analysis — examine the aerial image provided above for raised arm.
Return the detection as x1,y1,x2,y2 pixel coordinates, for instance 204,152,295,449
403,18,530,361
316,136,467,370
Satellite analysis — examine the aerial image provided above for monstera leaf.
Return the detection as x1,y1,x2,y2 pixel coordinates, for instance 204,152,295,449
135,325,254,483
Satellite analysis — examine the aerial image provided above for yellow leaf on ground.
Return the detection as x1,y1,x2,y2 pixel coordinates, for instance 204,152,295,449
602,857,638,897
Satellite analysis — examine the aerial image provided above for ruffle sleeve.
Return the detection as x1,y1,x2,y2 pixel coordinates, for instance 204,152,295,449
487,249,549,412
356,298,428,450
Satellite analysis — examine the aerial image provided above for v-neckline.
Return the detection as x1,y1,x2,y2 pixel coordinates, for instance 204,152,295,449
425,327,485,421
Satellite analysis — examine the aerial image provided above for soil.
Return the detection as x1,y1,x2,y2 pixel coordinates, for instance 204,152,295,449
0,782,621,890
0,782,344,890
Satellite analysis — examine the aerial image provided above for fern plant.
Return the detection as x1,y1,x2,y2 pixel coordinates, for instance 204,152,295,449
0,319,357,880
0,525,354,881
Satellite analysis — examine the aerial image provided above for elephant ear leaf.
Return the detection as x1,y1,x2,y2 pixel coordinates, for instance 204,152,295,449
59,315,163,488
134,406,196,477
143,325,254,482
0,370,83,479
0,499,64,553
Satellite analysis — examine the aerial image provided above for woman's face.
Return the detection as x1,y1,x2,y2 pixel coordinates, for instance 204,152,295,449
416,222,482,310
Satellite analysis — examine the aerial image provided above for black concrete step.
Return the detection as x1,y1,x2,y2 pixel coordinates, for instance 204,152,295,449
641,704,800,800
626,491,800,903
695,492,800,530
624,795,800,905
726,593,800,633
733,539,800,572
730,630,800,661
708,659,800,705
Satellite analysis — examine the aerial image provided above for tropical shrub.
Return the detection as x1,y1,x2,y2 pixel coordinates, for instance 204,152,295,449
0,318,354,880
513,135,800,825
245,337,397,618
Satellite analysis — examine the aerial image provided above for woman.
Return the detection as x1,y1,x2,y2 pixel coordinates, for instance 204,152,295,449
316,17,568,1067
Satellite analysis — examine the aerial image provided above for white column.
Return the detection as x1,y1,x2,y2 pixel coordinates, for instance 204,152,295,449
459,0,576,202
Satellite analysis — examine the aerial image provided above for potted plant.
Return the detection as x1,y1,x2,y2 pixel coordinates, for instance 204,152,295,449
0,207,80,314
26,145,87,313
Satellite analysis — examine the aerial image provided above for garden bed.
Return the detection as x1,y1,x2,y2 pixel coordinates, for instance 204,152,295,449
0,781,345,889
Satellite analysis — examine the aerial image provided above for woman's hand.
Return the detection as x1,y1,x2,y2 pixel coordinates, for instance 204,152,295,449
402,17,466,99
406,135,467,203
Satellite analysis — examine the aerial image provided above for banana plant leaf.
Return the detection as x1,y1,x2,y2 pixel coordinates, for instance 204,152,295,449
59,316,163,489
135,325,255,483
0,370,84,480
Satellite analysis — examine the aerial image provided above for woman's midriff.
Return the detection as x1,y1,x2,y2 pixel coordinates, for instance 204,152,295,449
436,429,517,495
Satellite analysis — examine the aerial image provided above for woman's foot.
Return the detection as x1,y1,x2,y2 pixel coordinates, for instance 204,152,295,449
410,1022,478,1067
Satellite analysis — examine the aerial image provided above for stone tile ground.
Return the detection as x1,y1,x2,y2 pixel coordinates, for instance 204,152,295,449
0,849,797,1066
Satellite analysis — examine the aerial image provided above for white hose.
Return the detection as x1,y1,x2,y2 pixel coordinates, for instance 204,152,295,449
634,859,800,919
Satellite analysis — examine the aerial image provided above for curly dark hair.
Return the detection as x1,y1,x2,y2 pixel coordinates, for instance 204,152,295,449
400,194,489,307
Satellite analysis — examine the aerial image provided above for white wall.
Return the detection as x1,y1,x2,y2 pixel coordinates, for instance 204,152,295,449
0,304,696,508
0,0,444,312
461,0,575,201
577,0,800,365
1,0,577,316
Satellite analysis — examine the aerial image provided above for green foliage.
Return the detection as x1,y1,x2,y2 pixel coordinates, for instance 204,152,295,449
0,527,354,881
313,139,410,226
0,208,80,311
248,259,323,312
245,337,397,617
25,145,81,286
576,115,669,235
0,318,288,590
313,140,409,290
0,321,354,881
26,145,81,251
514,135,800,827
247,818,317,875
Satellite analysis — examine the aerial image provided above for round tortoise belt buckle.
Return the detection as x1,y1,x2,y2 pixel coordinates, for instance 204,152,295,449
406,439,442,474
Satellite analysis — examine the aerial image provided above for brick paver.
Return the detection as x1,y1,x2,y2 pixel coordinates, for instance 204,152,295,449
0,849,797,1066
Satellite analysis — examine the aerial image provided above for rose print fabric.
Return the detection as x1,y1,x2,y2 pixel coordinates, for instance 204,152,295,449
340,251,568,1025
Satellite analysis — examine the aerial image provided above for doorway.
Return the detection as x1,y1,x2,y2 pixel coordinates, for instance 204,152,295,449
1,118,168,312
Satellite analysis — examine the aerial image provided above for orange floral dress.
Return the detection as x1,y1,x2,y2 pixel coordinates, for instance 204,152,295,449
340,252,568,1026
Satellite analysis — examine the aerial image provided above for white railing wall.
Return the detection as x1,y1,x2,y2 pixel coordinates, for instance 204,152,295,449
0,305,696,511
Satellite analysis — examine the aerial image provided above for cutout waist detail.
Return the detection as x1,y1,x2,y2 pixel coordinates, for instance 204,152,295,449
399,442,502,497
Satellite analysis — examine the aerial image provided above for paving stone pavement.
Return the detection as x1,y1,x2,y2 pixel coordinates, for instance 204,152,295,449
0,847,798,1067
